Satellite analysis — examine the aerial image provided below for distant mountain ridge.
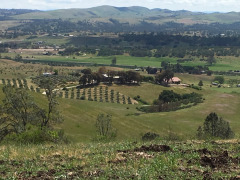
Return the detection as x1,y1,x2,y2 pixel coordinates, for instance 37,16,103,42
7,6,240,25
2,6,240,34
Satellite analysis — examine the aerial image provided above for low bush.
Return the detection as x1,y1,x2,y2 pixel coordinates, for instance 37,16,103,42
2,125,69,144
142,132,159,141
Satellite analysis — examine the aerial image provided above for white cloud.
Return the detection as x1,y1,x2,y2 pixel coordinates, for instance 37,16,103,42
1,0,240,12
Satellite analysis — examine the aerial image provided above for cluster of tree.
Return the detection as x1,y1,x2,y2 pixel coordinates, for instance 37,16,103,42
97,48,124,56
160,61,210,74
158,90,203,103
121,33,240,47
228,79,240,87
129,49,152,57
139,90,203,113
146,67,158,74
0,9,39,17
197,112,234,139
0,41,31,49
61,33,240,59
59,47,96,56
0,47,8,53
0,79,64,143
213,76,225,84
79,68,142,86
79,68,102,86
155,69,174,86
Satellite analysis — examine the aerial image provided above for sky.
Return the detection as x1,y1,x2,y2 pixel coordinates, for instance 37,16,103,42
1,0,240,12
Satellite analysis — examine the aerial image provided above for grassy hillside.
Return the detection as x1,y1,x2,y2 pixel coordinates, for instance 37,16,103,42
1,140,240,179
13,6,199,20
26,80,240,142
0,58,240,142
9,5,240,25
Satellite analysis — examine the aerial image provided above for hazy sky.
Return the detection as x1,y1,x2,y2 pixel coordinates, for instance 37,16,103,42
1,0,239,12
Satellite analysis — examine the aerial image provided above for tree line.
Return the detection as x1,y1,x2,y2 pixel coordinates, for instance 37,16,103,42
79,67,142,86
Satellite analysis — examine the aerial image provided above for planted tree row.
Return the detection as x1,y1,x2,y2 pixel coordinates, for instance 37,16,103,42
56,86,135,104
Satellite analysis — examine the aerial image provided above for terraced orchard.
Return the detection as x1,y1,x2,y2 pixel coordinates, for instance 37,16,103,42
0,78,136,104
57,86,137,105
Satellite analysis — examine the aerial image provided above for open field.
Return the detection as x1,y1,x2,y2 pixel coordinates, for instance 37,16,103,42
3,48,240,71
1,52,178,67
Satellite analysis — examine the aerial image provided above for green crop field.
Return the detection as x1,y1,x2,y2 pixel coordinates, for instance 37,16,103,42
4,49,240,71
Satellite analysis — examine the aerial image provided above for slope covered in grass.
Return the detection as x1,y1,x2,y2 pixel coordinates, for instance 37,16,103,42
1,71,240,143
28,80,240,142
1,140,240,179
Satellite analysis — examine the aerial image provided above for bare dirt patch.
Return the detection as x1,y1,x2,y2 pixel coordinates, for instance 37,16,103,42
134,144,171,152
219,94,234,98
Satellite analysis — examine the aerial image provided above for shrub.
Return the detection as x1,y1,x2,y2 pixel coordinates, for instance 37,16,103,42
214,76,225,84
190,84,202,90
80,96,85,100
198,80,203,86
133,95,148,105
2,125,69,144
95,114,117,140
36,88,41,93
127,97,132,104
142,132,159,141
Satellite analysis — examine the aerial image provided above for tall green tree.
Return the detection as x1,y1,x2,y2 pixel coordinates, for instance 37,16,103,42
111,57,117,65
207,55,216,65
38,78,63,128
155,69,174,86
0,86,40,140
197,112,234,139
95,114,116,138
14,54,22,61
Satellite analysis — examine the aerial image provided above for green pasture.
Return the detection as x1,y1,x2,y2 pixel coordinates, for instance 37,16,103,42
25,36,70,46
3,49,240,71
56,86,240,142
1,58,240,142
14,79,238,142
26,55,178,67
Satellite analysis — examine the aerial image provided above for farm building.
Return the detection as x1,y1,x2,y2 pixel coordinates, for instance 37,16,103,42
169,77,181,84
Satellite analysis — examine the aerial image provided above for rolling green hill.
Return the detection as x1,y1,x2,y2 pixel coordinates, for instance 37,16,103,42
9,5,240,25
1,6,240,33
13,6,199,20
7,6,240,24
21,80,240,142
